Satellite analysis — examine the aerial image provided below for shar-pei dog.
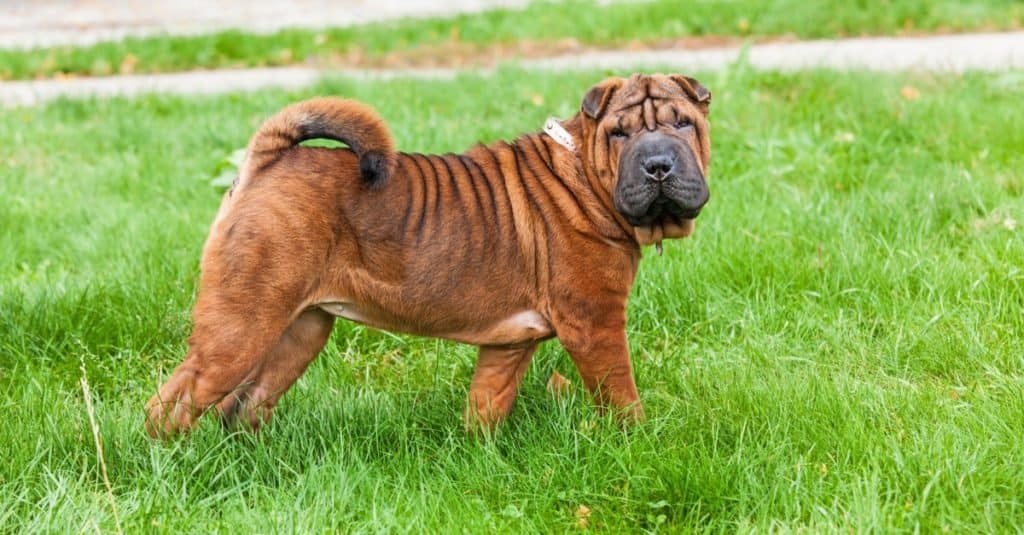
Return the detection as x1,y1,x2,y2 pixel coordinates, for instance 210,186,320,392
146,73,712,437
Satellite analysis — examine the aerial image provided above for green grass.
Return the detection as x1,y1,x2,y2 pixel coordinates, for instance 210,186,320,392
2,65,1024,532
1,0,1022,80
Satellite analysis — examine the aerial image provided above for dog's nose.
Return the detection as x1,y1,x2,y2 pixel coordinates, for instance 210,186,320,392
642,155,674,182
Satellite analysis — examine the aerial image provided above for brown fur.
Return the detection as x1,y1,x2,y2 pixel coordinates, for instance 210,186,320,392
145,73,712,437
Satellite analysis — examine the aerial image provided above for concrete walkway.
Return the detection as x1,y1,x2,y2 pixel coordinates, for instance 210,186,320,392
0,0,529,49
3,31,1024,108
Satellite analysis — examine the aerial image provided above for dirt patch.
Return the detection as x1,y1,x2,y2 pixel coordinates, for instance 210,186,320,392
312,35,793,70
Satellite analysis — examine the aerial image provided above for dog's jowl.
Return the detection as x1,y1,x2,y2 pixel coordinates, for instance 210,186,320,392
145,73,712,437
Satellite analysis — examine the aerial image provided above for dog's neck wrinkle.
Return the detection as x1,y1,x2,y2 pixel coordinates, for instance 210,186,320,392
522,129,633,247
573,120,642,247
517,133,558,172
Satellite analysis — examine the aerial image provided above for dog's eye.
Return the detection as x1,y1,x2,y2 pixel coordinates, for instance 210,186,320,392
674,118,692,130
610,128,629,139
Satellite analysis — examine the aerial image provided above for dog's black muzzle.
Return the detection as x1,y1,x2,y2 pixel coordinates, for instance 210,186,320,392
613,132,709,227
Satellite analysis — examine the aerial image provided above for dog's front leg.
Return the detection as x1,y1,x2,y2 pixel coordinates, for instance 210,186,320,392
557,317,644,423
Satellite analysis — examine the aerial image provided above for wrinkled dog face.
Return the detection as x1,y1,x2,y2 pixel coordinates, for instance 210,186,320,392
581,74,712,243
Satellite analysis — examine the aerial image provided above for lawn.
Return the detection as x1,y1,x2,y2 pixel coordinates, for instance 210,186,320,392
1,65,1023,532
1,0,1021,80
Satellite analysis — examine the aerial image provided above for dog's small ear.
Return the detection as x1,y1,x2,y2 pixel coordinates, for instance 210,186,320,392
582,78,623,119
671,75,712,112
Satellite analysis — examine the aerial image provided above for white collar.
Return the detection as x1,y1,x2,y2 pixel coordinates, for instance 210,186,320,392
543,117,576,152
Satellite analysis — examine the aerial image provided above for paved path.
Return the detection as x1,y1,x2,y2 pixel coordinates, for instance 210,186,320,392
0,0,529,49
3,31,1024,108
530,31,1024,73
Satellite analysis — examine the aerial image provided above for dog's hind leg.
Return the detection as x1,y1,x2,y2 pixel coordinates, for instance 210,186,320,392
215,308,335,431
463,343,538,431
144,295,301,437
145,238,318,438
145,187,336,438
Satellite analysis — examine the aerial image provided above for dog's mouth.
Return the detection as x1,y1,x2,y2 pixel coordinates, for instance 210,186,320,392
633,214,696,246
625,196,699,246
623,196,700,226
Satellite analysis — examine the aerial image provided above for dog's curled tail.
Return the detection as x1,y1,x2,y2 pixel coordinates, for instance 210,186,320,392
240,97,396,185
